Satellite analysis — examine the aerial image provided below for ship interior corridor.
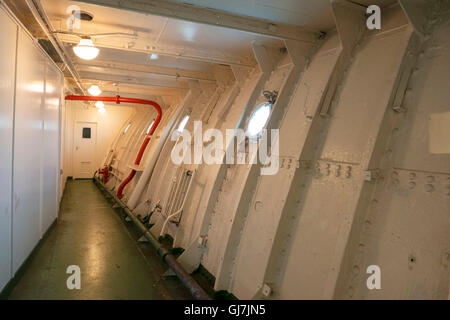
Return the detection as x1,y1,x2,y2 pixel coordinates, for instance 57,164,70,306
0,0,449,301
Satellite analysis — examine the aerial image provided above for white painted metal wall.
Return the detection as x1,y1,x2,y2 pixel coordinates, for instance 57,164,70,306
338,5,450,299
13,28,46,272
41,61,62,234
0,7,17,292
97,1,449,300
0,5,63,291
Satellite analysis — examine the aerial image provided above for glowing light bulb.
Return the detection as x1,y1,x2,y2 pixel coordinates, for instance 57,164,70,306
88,85,101,96
73,38,99,60
95,101,104,108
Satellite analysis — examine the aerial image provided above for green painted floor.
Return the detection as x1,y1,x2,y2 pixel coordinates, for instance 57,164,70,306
5,180,192,300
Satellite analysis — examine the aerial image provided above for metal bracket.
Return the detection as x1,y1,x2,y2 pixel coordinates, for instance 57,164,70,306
262,90,278,104
198,235,208,247
262,283,273,297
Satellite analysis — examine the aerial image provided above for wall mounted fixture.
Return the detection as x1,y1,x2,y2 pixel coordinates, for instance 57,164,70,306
262,90,278,104
247,102,272,137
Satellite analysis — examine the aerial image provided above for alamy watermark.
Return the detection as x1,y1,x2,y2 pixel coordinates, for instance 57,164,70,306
366,5,381,30
66,5,81,30
66,265,81,290
170,121,279,175
366,265,381,290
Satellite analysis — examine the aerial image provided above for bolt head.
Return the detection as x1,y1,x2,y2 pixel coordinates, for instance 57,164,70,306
262,283,272,297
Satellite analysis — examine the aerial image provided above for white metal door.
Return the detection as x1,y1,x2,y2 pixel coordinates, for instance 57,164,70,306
73,122,97,179
13,29,45,274
0,7,17,290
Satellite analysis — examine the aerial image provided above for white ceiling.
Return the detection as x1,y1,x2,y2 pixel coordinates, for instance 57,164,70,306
43,0,280,63
171,0,397,30
174,0,335,30
40,0,397,105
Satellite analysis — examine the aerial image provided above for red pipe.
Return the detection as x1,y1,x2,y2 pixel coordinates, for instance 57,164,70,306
65,95,162,199
98,165,109,184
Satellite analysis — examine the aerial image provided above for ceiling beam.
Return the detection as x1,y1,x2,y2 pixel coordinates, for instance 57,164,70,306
53,23,255,66
95,79,188,97
76,59,216,82
100,90,159,100
3,0,46,38
75,0,322,43
99,90,181,107
99,90,166,106
81,72,188,91
77,65,190,89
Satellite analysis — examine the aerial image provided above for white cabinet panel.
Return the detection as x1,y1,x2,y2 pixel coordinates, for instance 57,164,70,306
41,62,61,235
12,30,45,274
0,8,17,291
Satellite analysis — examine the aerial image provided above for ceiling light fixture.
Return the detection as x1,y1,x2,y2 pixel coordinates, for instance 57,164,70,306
88,85,101,96
73,37,99,60
95,101,104,108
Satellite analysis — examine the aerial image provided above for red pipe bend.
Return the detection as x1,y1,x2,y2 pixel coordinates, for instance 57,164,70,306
99,165,109,184
65,95,162,199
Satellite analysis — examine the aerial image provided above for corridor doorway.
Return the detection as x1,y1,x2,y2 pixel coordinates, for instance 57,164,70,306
73,121,97,179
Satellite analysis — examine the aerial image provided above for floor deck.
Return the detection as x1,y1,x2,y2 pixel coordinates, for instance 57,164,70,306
5,180,192,300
